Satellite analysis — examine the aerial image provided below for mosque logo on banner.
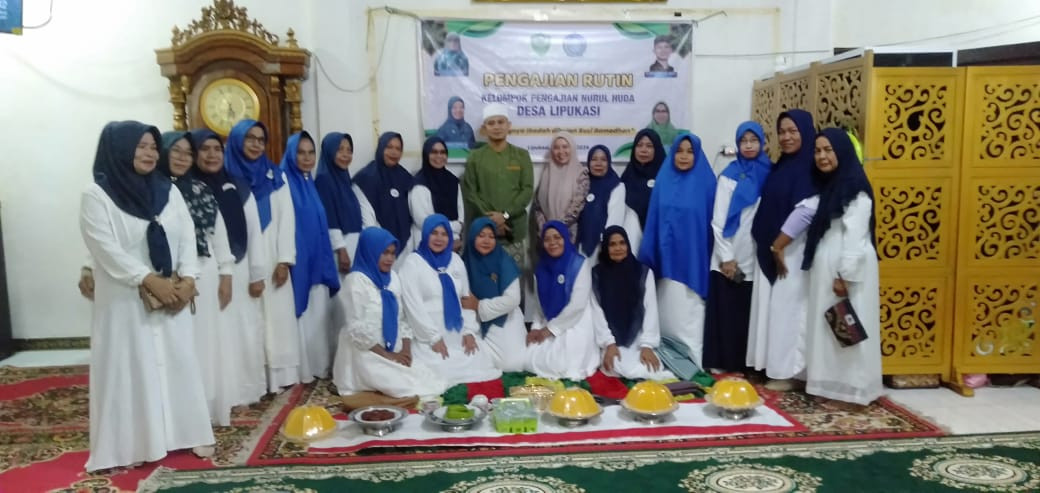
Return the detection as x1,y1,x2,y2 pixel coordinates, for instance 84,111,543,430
419,20,694,162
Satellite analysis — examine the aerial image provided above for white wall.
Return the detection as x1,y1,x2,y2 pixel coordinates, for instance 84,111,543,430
7,0,1033,339
832,0,1040,50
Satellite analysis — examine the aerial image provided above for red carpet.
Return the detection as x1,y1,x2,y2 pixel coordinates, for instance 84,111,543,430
0,365,945,492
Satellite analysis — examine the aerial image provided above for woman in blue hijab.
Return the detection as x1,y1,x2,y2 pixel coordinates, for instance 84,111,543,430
591,226,672,380
576,145,627,262
462,217,526,371
280,131,341,381
224,119,300,393
702,121,772,373
638,133,716,369
332,227,447,407
354,132,414,266
81,121,214,471
525,221,600,380
435,96,476,150
401,214,501,386
747,109,818,391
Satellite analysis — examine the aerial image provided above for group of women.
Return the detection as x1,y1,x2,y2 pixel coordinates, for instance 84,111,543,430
79,105,881,472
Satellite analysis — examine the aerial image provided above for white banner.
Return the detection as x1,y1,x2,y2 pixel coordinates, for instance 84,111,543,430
419,20,694,162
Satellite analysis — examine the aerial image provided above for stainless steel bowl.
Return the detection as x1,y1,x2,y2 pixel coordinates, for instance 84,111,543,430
424,404,487,432
348,405,408,436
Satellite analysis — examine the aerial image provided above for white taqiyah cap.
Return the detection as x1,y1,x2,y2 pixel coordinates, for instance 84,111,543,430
482,103,510,122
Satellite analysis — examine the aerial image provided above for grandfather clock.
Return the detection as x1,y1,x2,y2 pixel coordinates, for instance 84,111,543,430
155,0,310,160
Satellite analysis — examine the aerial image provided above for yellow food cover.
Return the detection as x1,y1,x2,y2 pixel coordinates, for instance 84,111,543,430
548,387,600,417
709,377,761,408
283,405,337,442
623,381,677,413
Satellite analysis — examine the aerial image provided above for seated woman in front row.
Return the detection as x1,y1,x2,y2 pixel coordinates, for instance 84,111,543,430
462,217,528,372
332,227,446,408
591,226,673,380
403,214,502,386
525,221,600,380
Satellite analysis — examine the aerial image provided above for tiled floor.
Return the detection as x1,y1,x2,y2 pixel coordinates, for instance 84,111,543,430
3,350,1040,435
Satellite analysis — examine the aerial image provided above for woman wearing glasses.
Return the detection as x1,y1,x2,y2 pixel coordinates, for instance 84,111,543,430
225,119,301,392
409,136,465,251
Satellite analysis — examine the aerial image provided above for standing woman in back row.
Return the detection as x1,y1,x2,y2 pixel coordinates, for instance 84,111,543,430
531,130,589,242
747,110,818,391
280,131,341,381
801,128,882,405
157,131,237,428
410,136,465,248
315,132,376,333
225,119,300,392
191,128,269,416
638,133,716,369
702,122,771,373
81,121,214,471
620,128,666,253
354,132,414,268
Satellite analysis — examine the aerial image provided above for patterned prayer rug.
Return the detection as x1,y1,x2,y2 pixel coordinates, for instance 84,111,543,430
0,365,945,492
140,432,1040,492
248,376,943,465
0,365,292,492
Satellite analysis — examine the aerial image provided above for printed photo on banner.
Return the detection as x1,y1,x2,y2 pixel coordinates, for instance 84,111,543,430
419,20,694,162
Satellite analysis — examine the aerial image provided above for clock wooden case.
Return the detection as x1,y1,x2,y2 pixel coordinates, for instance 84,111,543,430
155,0,310,160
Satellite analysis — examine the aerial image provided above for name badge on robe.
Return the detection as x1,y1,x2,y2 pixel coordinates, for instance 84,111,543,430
390,188,400,198
557,274,565,284
647,179,655,188
266,169,275,180
490,273,498,282
586,193,595,202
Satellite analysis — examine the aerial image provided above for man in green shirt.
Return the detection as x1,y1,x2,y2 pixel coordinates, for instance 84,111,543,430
462,103,534,267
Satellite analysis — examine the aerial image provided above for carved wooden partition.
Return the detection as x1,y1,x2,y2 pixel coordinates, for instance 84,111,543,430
866,68,963,381
751,55,1040,391
951,67,1040,392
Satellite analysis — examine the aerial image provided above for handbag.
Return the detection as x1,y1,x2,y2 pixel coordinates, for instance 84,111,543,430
824,278,867,347
139,273,198,314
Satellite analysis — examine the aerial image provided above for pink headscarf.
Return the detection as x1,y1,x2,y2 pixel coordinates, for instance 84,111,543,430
537,131,583,221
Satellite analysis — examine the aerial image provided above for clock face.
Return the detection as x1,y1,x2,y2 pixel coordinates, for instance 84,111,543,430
199,78,261,136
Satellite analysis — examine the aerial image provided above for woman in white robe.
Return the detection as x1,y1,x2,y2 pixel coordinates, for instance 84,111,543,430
576,145,628,266
332,227,447,400
403,214,502,386
81,121,214,471
801,128,882,405
638,133,716,369
526,221,600,380
702,122,771,373
591,226,673,380
620,129,667,255
462,217,528,372
409,136,465,249
314,132,377,338
225,119,299,392
159,130,238,427
280,132,341,382
353,132,414,271
747,109,819,391
191,128,269,415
